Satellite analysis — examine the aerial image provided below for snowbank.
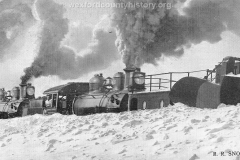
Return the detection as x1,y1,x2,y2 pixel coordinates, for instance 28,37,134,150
0,104,240,160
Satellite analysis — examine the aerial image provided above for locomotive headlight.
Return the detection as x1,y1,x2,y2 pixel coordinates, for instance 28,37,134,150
134,73,145,85
27,87,35,96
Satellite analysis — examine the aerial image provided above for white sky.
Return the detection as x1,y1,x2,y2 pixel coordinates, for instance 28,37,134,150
1,0,240,96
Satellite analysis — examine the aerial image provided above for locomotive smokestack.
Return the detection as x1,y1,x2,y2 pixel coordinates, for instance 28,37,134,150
123,68,136,90
19,84,27,100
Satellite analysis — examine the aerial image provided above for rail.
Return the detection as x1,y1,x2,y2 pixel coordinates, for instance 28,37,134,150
144,69,208,92
204,60,224,82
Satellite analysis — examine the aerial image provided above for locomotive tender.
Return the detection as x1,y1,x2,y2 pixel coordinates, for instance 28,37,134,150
1,56,240,119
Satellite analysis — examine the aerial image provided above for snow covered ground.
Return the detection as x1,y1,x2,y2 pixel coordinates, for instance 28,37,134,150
0,104,240,160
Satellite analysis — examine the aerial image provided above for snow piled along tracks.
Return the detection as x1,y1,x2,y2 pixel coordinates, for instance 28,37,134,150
0,104,240,160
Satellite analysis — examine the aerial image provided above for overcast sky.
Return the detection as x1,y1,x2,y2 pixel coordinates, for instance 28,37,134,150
1,0,240,96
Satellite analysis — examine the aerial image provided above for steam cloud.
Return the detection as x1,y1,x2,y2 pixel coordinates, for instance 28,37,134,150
0,0,35,60
111,0,240,68
21,0,119,83
63,23,93,53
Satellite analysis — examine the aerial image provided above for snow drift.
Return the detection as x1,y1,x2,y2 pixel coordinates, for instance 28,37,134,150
0,104,240,160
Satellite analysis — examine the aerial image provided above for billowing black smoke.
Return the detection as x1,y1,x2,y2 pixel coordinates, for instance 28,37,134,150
0,0,35,60
21,0,240,83
111,0,240,68
21,0,119,83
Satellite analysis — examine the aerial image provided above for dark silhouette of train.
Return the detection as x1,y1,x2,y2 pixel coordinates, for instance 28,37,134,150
1,56,240,119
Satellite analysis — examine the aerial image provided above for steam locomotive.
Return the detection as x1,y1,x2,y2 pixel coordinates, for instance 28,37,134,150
1,56,240,119
0,83,43,119
43,68,170,116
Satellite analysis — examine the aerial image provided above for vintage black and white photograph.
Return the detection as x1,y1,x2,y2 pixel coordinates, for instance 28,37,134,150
0,0,240,159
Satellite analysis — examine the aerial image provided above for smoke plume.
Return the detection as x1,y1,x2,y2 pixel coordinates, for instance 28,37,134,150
0,0,35,60
21,0,119,83
111,0,240,68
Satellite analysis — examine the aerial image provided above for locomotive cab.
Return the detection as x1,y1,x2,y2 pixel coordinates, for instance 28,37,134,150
43,82,89,115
